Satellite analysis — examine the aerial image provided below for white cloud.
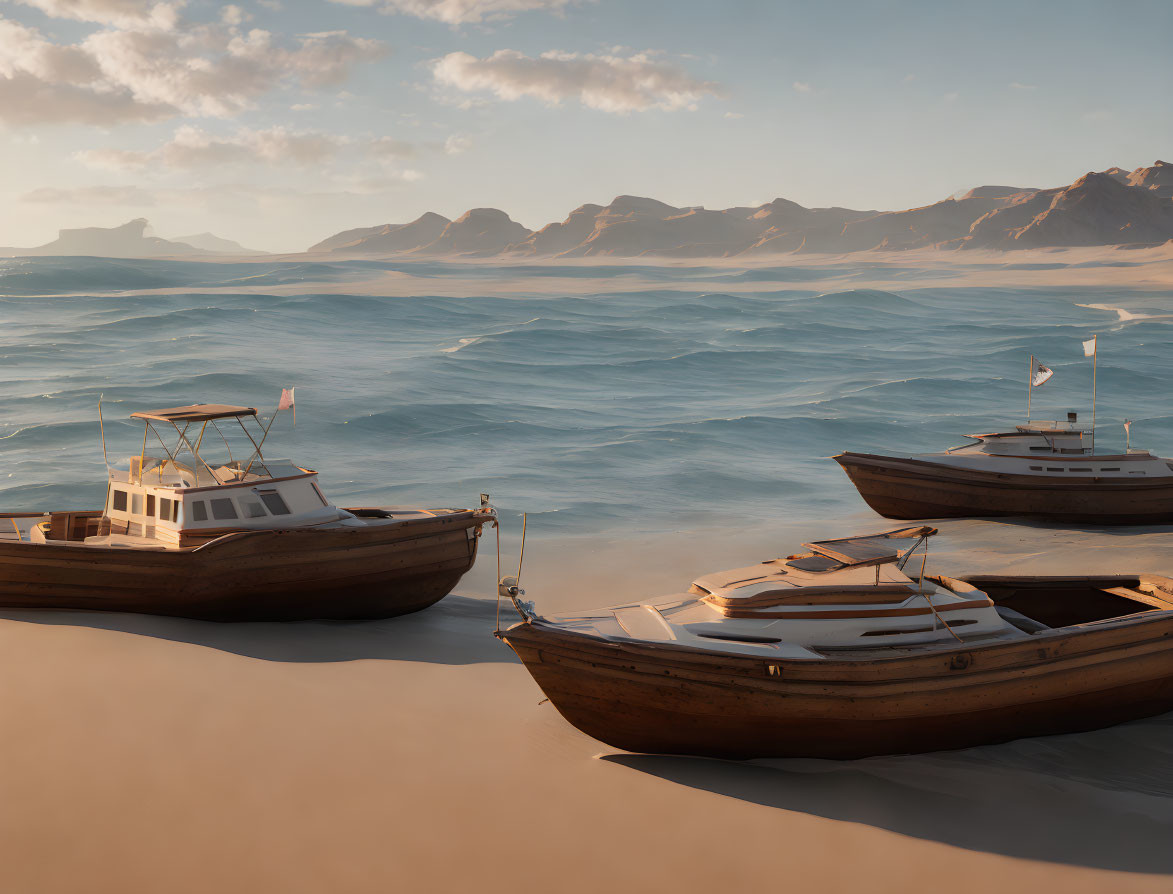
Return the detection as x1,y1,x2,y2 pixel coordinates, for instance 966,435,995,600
220,4,248,25
367,135,418,159
1009,82,1037,90
22,184,158,204
723,111,743,119
72,124,446,170
328,0,573,25
432,49,720,113
12,0,183,29
443,133,470,153
0,15,386,125
19,178,423,209
75,124,345,168
792,81,811,93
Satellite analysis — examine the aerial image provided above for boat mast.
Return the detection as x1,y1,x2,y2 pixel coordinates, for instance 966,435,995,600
1027,353,1033,422
1090,335,1098,455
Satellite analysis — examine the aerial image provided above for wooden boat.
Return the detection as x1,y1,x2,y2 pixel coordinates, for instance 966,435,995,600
0,403,494,620
496,526,1173,759
835,415,1173,523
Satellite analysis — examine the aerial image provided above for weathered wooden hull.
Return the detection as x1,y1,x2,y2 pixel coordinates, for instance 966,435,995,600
0,509,491,621
835,452,1173,523
498,595,1173,759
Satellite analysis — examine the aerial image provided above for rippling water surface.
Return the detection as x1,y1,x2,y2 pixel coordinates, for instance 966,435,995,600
2,254,1171,536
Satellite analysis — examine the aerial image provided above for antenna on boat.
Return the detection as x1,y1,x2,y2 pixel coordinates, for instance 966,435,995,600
1027,353,1033,422
516,512,527,588
97,394,110,474
1088,334,1098,454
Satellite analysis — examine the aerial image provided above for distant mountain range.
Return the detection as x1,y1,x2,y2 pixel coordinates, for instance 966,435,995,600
3,162,1170,261
0,219,264,258
310,160,1173,257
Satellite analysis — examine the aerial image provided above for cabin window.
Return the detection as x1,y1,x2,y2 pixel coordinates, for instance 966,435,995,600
1046,467,1063,472
1029,466,1043,471
1029,446,1050,451
172,501,180,522
146,494,155,516
131,493,144,515
1100,467,1120,472
311,482,329,507
159,497,170,518
191,501,208,521
210,498,238,520
112,490,127,511
259,491,291,515
242,500,267,519
1069,468,1092,473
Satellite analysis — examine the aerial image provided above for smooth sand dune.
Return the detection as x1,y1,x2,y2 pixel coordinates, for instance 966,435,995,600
1,521,1172,893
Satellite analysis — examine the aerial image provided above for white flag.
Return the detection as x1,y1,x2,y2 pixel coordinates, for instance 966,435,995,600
1083,336,1097,357
1032,360,1054,387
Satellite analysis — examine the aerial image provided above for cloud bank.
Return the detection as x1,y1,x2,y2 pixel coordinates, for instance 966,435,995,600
432,49,720,112
0,11,384,124
329,0,574,25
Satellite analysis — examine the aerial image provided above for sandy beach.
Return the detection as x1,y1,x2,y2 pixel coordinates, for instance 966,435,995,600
1,520,1171,893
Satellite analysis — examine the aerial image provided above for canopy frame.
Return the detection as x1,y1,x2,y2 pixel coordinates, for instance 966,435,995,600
130,405,274,486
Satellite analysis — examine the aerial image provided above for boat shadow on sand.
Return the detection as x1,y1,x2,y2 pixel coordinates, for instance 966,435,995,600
603,714,1173,874
0,594,514,665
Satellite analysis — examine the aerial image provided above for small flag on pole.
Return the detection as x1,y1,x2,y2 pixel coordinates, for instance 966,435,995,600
1083,336,1098,357
1124,419,1132,450
278,387,295,426
1031,359,1054,387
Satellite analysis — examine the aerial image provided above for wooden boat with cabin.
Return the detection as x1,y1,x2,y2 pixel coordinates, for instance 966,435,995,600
0,403,494,620
834,414,1173,523
497,526,1173,759
836,342,1173,523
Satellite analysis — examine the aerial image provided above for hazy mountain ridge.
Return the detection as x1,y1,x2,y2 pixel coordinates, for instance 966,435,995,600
313,160,1173,257
4,162,1169,261
0,219,262,258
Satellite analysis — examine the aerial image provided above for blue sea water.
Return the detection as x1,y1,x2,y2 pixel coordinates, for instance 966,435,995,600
1,254,1172,538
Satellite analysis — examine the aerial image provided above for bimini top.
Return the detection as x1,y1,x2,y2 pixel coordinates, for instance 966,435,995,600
130,404,258,423
803,525,937,568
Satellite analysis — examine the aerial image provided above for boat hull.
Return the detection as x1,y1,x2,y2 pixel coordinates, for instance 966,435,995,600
498,601,1173,759
835,452,1173,523
0,509,490,621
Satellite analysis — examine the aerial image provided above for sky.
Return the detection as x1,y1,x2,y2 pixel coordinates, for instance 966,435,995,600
0,0,1170,252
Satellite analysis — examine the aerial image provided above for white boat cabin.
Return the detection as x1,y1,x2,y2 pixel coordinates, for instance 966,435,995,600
926,413,1173,479
12,403,396,550
510,527,1037,660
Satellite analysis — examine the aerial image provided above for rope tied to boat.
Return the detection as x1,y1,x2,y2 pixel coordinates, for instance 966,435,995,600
915,538,964,644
